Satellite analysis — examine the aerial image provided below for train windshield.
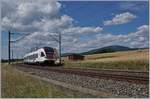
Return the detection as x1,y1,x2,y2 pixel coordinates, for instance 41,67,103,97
44,47,54,58
44,47,54,53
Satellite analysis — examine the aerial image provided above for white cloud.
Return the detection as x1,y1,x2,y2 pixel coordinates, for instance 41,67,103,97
137,25,149,32
70,25,149,53
63,26,103,34
2,0,102,34
103,12,137,26
2,0,62,32
119,2,148,12
2,0,148,56
2,0,104,55
108,25,148,47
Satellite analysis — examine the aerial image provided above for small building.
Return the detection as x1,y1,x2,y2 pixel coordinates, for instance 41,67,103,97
67,53,84,61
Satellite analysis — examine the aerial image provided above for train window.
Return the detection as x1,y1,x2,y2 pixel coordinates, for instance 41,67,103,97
31,54,35,59
29,55,32,59
41,52,45,57
44,47,54,53
35,54,38,58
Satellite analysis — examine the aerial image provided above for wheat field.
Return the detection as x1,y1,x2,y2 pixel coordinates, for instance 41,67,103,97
85,49,149,62
64,49,149,71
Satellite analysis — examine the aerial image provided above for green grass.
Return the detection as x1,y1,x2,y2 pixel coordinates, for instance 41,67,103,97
64,59,149,71
1,64,91,98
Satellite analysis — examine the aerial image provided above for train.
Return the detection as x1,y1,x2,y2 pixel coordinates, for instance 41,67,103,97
23,47,60,65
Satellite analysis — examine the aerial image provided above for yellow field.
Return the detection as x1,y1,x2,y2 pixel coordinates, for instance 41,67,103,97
64,49,149,71
85,49,149,62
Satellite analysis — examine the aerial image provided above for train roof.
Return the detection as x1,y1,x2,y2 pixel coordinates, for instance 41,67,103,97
24,47,55,57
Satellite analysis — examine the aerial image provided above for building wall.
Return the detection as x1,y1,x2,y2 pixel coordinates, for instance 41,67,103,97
67,55,84,61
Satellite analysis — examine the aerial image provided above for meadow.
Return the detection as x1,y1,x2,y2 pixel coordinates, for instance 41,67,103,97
64,49,149,71
1,63,90,98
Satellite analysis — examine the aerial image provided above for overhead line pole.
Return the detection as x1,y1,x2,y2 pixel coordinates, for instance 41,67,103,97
59,32,61,64
48,32,62,65
8,31,30,64
8,31,11,64
11,49,13,63
8,30,62,65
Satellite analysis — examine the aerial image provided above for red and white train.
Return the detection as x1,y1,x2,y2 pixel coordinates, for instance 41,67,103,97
23,47,60,65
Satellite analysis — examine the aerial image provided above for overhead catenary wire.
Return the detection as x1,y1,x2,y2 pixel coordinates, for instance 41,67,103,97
8,31,62,64
8,31,30,64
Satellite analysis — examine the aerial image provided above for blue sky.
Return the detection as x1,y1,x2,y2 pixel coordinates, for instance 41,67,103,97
60,1,148,34
1,1,149,59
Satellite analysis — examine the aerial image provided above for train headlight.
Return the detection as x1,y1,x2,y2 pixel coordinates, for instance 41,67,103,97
55,59,60,64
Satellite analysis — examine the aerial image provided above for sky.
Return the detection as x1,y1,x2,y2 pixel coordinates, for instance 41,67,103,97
1,0,149,59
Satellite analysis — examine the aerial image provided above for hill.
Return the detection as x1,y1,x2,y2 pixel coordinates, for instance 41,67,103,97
62,45,131,56
62,45,148,56
80,45,132,55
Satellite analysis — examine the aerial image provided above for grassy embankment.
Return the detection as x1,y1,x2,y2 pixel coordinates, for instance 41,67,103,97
1,63,90,98
64,49,149,71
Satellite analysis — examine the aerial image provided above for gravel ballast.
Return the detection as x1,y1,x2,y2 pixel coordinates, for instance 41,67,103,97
16,66,149,98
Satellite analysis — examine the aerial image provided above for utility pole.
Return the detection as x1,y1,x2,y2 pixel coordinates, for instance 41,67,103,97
8,31,11,64
8,31,30,63
48,32,62,65
11,49,13,62
59,32,61,64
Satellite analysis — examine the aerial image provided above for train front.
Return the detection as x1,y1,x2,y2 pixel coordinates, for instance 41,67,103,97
43,47,59,64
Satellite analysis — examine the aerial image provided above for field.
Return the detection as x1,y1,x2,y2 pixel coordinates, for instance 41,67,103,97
1,63,91,98
64,49,149,71
1,49,149,98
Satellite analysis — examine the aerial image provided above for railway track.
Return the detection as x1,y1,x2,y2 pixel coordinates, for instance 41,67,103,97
14,63,149,84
